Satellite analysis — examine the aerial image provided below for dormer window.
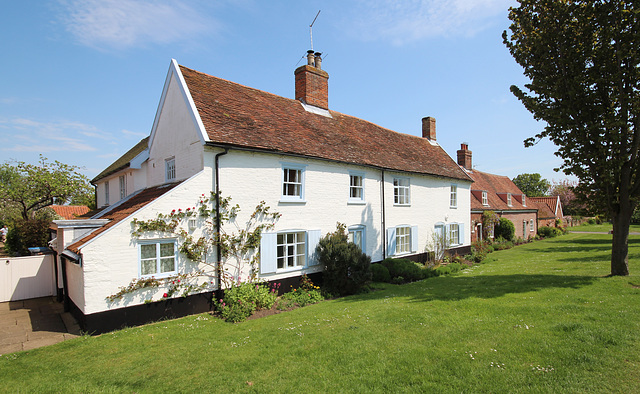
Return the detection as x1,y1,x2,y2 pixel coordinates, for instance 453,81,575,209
482,191,488,206
522,195,526,206
507,193,512,207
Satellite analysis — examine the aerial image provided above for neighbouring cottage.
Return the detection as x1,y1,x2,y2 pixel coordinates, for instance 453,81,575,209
530,196,564,228
51,52,472,333
456,144,538,242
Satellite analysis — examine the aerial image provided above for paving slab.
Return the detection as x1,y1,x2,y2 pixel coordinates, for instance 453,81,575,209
0,296,80,355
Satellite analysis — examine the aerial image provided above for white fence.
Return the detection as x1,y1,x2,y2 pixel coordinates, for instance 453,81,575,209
1,254,56,302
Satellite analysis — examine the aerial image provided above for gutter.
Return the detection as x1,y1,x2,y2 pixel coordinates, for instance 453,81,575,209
204,142,472,183
214,148,229,299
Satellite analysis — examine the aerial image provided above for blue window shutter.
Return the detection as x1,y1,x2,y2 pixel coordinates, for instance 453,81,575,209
307,230,322,266
411,226,419,252
459,223,464,245
260,232,277,274
445,224,451,247
387,227,396,256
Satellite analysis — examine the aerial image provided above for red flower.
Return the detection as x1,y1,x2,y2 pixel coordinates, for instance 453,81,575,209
163,293,168,298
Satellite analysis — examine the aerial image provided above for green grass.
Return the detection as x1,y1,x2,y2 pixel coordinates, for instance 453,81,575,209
1,233,640,392
569,222,640,233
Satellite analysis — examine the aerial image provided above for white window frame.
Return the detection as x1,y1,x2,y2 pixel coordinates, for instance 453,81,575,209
276,231,307,270
138,239,177,279
450,184,458,208
523,220,528,236
260,229,321,275
119,175,126,200
396,226,411,254
348,225,366,253
482,191,488,206
522,195,526,207
281,163,306,202
507,193,512,207
449,223,460,246
165,157,176,182
105,181,110,206
349,172,365,203
530,219,535,232
393,177,410,206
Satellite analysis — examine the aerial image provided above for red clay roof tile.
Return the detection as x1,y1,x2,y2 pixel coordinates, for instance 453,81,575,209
179,65,471,182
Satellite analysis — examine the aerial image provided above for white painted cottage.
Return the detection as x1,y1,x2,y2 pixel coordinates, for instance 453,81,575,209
52,53,472,333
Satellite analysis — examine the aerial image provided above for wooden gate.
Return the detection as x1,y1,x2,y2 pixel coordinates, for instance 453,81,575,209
1,254,55,302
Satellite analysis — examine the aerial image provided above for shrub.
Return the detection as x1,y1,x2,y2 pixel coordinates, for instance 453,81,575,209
371,263,391,283
494,217,515,241
493,237,514,251
317,223,372,296
382,258,425,283
215,281,277,322
538,226,563,238
278,288,324,308
391,276,405,285
435,265,451,276
447,262,461,274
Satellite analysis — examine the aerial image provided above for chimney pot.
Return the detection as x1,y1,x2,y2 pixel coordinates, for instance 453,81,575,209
314,52,322,69
306,50,315,66
422,117,436,141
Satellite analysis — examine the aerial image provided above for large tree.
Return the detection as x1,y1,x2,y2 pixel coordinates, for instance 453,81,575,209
503,0,640,276
0,156,94,221
512,173,550,197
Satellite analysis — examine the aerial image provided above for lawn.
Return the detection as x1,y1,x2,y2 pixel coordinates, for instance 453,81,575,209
1,233,639,393
568,222,640,233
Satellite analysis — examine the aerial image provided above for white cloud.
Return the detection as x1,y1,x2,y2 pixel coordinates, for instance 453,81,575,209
59,0,219,50
0,118,103,153
348,0,513,44
121,129,148,138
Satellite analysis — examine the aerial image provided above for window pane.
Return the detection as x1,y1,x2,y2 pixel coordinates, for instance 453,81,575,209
141,244,156,259
160,257,175,273
141,259,155,276
159,243,174,257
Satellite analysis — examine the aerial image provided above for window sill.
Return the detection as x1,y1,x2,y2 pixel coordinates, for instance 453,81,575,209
279,197,307,204
450,206,457,209
393,204,411,207
139,272,177,280
348,200,366,205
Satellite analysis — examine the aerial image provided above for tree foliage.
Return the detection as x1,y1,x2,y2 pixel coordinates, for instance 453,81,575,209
0,155,94,221
503,0,640,275
549,179,589,216
512,173,550,197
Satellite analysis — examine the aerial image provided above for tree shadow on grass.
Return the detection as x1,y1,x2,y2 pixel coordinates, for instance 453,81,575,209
335,274,597,303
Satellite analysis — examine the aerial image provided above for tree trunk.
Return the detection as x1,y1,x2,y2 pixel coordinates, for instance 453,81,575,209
611,208,631,276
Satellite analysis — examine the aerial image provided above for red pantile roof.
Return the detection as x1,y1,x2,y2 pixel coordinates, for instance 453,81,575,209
68,182,181,253
50,205,91,220
530,196,563,219
467,169,533,211
180,65,471,182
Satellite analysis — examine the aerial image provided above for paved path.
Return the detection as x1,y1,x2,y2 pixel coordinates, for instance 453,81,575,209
0,297,81,355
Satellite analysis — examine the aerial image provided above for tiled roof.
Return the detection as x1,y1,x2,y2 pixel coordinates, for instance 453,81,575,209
91,137,149,184
179,65,471,182
50,205,91,220
67,182,181,253
530,196,562,218
467,169,534,211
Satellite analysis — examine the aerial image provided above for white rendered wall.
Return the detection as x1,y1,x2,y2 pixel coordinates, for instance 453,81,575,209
147,72,204,187
78,169,214,315
66,260,85,313
215,149,471,283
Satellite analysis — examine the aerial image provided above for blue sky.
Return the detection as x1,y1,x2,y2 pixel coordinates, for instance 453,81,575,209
0,0,567,184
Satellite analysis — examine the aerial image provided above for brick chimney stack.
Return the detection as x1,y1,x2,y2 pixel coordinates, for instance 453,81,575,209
422,117,436,141
457,143,472,170
295,50,329,109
